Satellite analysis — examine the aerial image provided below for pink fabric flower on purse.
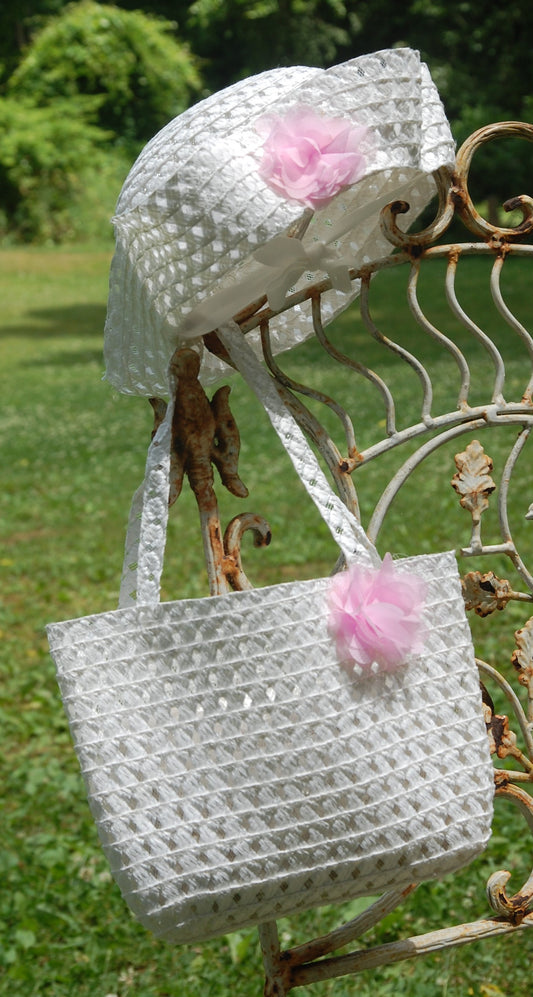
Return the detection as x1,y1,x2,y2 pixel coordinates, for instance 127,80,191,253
328,554,427,674
257,106,367,209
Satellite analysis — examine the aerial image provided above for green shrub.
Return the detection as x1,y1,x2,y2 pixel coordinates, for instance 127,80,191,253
8,1,201,144
0,95,122,242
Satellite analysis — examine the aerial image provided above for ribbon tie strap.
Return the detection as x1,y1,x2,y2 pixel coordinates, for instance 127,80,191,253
178,183,414,342
253,236,354,311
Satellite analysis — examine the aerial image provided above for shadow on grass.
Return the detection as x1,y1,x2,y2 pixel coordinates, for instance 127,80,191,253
0,303,106,339
22,347,104,367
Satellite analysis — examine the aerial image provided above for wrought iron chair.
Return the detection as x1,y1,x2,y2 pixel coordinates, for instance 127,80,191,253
159,121,533,994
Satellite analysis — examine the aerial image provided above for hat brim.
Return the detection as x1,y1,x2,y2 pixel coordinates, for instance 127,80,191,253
104,49,455,396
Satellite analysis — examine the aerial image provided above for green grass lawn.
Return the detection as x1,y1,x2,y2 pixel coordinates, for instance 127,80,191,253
1,246,532,996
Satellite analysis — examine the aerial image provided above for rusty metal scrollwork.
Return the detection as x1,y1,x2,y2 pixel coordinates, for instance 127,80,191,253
453,122,533,242
150,347,272,595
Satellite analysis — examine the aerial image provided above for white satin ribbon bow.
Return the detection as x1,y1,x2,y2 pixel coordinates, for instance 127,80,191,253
178,182,413,342
254,236,354,311
178,234,354,341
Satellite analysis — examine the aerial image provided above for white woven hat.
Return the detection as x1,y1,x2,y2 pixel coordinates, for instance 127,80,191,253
104,47,455,396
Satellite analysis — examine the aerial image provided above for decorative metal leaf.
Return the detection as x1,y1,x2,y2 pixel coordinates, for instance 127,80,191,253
452,440,495,521
462,571,513,616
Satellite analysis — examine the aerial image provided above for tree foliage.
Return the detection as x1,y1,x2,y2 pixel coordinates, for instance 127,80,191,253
101,0,359,91
182,0,360,92
3,0,533,126
91,0,533,132
1,0,532,242
0,0,65,83
0,95,114,241
7,1,201,144
401,0,533,125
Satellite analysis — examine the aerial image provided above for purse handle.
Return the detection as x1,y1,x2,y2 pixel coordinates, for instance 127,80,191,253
120,322,379,608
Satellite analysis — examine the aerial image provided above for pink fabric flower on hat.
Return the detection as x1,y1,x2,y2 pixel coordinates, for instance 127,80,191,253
328,554,427,674
257,106,368,209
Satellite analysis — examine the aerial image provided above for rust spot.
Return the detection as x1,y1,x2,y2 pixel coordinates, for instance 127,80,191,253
223,514,273,590
489,715,507,753
148,396,167,439
203,331,233,366
507,894,533,925
233,293,268,324
168,347,248,507
494,769,510,790
486,712,518,759
390,198,409,216
480,681,495,715
209,521,221,545
450,182,467,211
210,385,248,498
462,570,512,616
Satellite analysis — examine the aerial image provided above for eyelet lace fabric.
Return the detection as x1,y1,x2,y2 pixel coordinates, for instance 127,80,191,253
103,48,455,396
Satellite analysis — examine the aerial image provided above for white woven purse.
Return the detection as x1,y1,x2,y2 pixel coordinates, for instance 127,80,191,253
47,323,494,945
